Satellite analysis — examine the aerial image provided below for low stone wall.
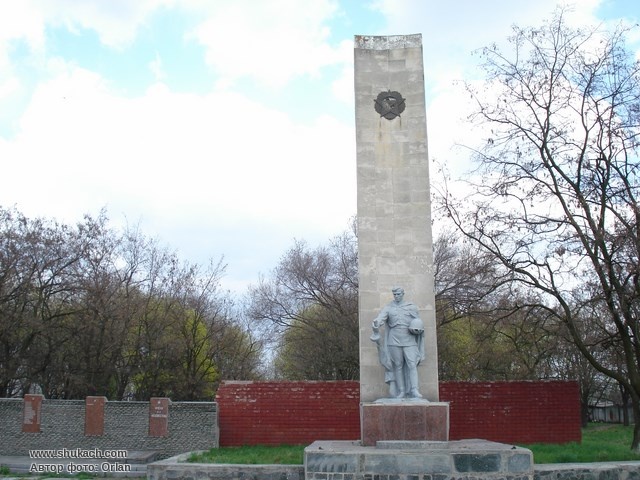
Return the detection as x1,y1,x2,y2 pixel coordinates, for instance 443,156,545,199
146,451,640,480
0,397,218,458
534,461,640,480
147,453,304,480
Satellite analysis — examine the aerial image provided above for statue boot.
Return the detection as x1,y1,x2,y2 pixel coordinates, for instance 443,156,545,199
408,368,422,398
408,388,423,398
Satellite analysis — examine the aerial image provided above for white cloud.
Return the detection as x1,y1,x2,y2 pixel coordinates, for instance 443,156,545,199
426,81,476,173
0,77,20,102
0,2,46,116
186,0,346,87
0,0,357,292
1,62,355,244
149,52,167,82
0,1,46,50
3,0,630,294
331,40,355,106
34,0,176,49
372,0,601,46
370,0,603,91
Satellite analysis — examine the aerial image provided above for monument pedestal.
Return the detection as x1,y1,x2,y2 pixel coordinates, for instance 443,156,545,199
361,401,449,446
305,439,533,480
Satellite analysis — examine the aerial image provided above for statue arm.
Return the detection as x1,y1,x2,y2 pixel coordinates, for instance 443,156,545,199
372,307,389,329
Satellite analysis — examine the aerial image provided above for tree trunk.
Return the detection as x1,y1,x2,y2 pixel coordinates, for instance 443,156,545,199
580,399,590,427
621,385,630,427
632,401,640,452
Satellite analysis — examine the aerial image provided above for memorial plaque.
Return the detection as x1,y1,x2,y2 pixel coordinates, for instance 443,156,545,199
149,397,169,437
22,394,43,433
361,402,449,446
84,396,106,436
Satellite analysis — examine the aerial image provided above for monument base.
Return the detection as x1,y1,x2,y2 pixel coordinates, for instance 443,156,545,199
305,439,534,480
361,401,449,446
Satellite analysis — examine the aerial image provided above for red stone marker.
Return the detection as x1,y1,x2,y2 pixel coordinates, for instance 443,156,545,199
85,396,106,436
149,397,169,437
361,402,450,446
22,394,44,433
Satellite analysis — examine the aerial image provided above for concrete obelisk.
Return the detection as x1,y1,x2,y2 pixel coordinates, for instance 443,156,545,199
305,35,532,480
355,34,439,404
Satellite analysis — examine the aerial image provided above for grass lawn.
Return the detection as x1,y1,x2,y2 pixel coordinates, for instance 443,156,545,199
187,444,306,465
187,423,640,465
523,423,640,464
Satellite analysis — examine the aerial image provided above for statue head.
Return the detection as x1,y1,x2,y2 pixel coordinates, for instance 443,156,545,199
392,286,404,303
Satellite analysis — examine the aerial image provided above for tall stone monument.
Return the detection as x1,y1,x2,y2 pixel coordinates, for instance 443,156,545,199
355,34,439,404
303,34,534,480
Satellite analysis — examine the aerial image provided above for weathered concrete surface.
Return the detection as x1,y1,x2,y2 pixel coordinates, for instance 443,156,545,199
146,452,304,480
354,33,438,403
305,439,533,480
139,450,640,480
535,461,640,480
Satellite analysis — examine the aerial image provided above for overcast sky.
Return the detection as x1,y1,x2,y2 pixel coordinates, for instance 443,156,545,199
0,0,638,293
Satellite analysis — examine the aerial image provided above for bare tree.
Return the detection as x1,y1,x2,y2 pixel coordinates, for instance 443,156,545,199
247,225,358,380
433,229,501,326
0,206,263,400
439,9,640,449
0,207,82,397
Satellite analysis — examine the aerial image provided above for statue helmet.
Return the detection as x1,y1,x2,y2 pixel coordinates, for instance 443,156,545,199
409,317,424,334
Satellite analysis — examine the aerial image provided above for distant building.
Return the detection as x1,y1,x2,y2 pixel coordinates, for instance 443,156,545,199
589,400,634,424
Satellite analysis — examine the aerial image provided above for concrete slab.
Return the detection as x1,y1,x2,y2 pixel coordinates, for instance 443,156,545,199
305,439,534,480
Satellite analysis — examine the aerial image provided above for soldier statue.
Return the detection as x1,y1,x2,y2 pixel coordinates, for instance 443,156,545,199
371,287,425,399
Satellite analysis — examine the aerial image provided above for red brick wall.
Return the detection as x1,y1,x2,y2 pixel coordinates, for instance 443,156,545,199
441,380,581,444
215,380,581,446
216,381,360,446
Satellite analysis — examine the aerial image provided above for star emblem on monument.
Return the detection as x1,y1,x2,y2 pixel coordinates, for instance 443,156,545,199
374,90,406,120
